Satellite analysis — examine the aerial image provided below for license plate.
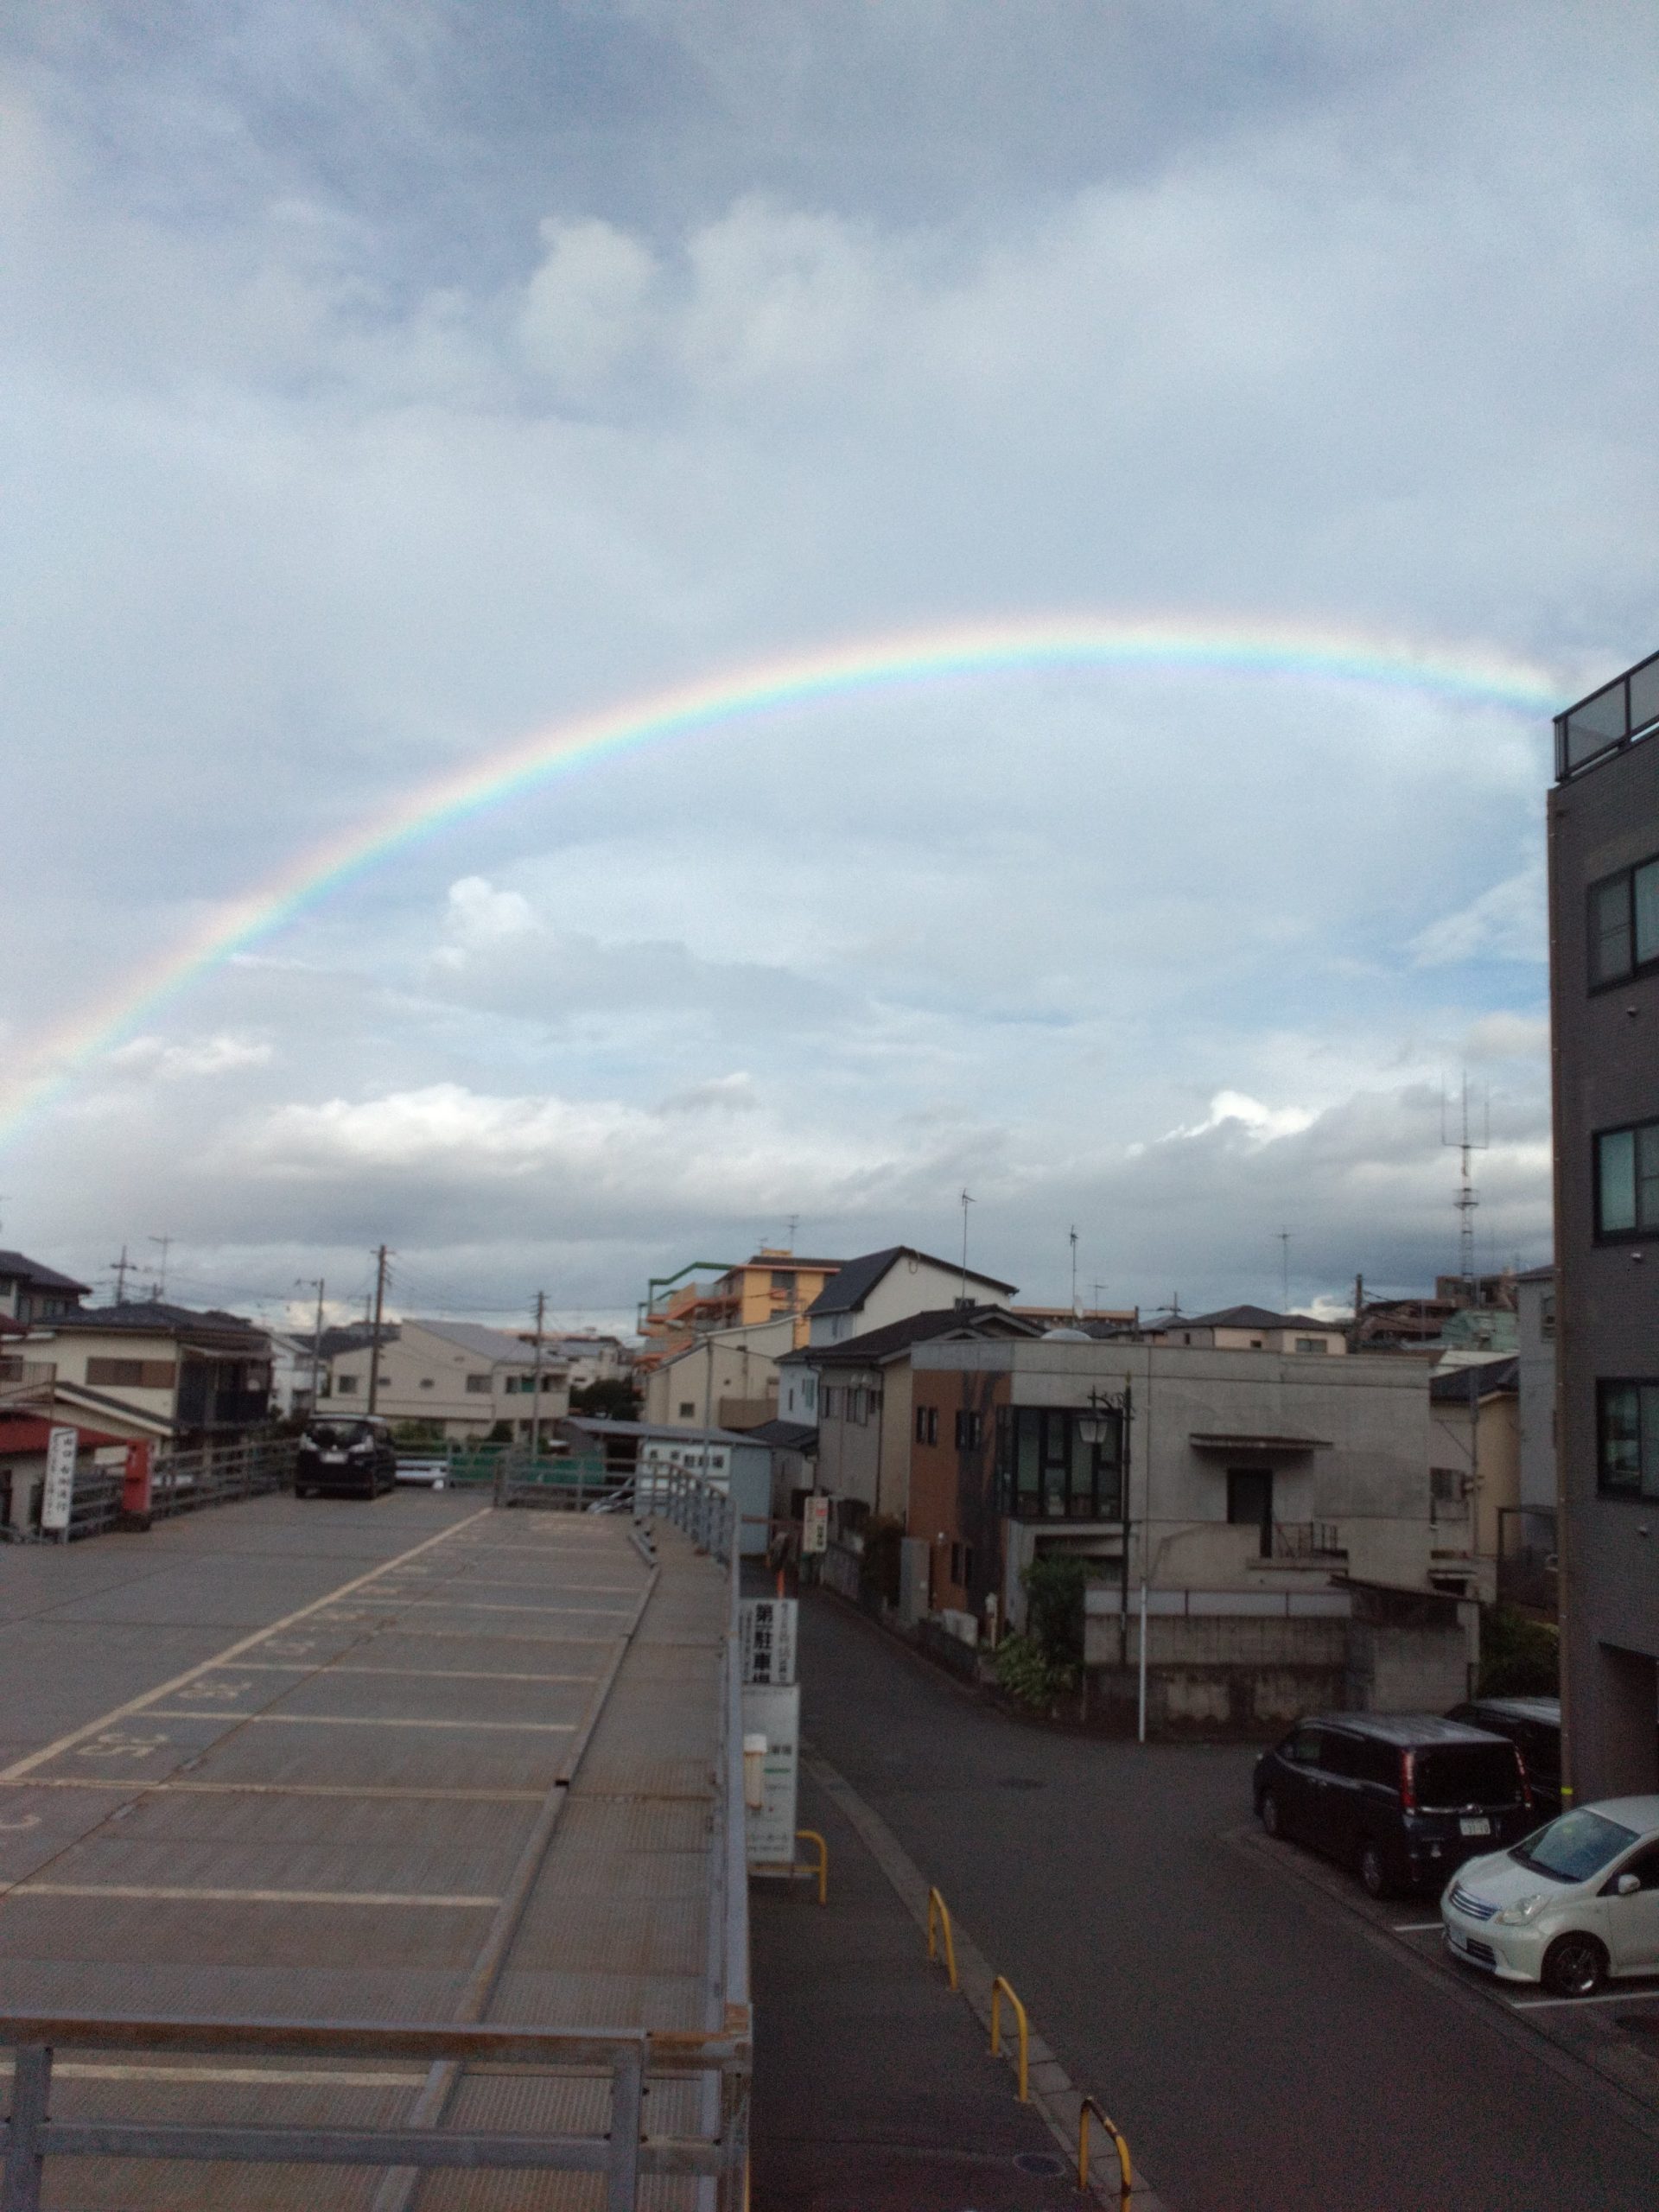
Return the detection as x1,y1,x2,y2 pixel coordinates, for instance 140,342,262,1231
1459,1816,1491,1837
321,1452,346,1464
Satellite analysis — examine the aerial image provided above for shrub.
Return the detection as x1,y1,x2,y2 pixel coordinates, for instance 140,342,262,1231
994,1630,1075,1710
860,1516,906,1608
1478,1604,1560,1697
570,1378,641,1420
1026,1554,1087,1675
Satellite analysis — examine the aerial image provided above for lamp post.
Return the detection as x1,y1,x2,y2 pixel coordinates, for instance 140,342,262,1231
1074,1384,1133,1670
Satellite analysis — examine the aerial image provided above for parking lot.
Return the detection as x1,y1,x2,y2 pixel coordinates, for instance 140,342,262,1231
1230,1813,1659,2110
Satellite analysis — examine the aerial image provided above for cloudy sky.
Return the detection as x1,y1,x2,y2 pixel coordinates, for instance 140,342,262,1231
3,2,1657,1334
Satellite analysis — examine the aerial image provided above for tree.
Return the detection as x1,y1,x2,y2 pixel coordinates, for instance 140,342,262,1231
570,1377,641,1420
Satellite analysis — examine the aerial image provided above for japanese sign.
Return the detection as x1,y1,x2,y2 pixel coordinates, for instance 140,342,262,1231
41,1427,78,1534
802,1494,829,1554
741,1682,800,1866
741,1597,798,1687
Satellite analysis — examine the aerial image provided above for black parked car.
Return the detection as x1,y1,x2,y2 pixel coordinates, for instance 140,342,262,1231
296,1416,398,1500
1255,1713,1534,1897
1446,1696,1562,1820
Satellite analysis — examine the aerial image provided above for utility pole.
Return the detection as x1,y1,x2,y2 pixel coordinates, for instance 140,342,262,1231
149,1235,171,1301
1069,1226,1079,1319
529,1290,546,1459
1279,1230,1291,1313
367,1245,389,1416
298,1278,325,1411
111,1245,131,1304
1351,1270,1364,1351
958,1189,975,1309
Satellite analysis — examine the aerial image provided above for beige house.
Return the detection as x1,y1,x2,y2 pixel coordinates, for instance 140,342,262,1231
325,1319,569,1440
1428,1357,1521,1602
641,1316,798,1432
1143,1304,1349,1355
19,1301,273,1443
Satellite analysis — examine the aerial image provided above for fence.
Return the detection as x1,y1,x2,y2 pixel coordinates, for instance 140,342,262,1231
41,1436,297,1543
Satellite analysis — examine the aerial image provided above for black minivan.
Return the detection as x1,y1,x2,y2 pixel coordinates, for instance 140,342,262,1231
296,1416,398,1500
1446,1695,1562,1820
1254,1713,1533,1897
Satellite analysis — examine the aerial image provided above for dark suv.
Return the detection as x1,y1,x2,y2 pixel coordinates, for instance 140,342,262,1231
1255,1713,1533,1897
296,1416,398,1500
1446,1696,1562,1820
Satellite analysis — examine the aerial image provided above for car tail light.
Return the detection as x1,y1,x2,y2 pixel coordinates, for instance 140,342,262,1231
1400,1750,1416,1810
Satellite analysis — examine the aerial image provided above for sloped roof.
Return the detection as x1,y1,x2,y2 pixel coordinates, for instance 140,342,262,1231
0,1414,125,1452
38,1300,268,1348
404,1319,542,1364
0,1250,91,1295
804,1246,1017,1317
791,1305,1039,1368
741,1419,819,1452
1162,1305,1341,1332
1431,1356,1520,1402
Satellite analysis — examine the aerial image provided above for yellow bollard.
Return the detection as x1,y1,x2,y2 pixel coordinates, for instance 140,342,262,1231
989,1975,1029,2102
795,1828,828,1906
1078,2094,1133,2204
926,1887,957,1989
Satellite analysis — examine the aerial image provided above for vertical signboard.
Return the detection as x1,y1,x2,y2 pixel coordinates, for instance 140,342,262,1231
740,1597,798,1687
740,1682,800,1866
802,1495,829,1554
41,1427,78,1537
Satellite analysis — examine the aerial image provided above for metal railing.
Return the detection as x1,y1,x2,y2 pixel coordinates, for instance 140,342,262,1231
636,1465,737,1564
926,1888,958,1989
0,2012,747,2211
1272,1519,1344,1560
988,1976,1030,2103
26,1437,297,1543
1078,2094,1134,2206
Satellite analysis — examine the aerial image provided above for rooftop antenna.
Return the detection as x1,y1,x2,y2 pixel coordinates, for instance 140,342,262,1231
785,1214,799,1251
149,1234,172,1301
1441,1073,1491,1295
1069,1226,1080,1318
110,1244,131,1303
958,1188,975,1307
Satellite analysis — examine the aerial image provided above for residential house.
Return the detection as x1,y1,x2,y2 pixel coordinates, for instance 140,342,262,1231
543,1333,634,1391
560,1416,773,1557
1013,1306,1139,1334
1143,1306,1350,1356
325,1319,569,1440
268,1331,323,1419
906,1333,1471,1731
19,1302,273,1446
1549,644,1659,1798
787,1306,1038,1535
640,1315,798,1433
0,1252,90,1325
1427,1357,1521,1600
637,1251,842,1369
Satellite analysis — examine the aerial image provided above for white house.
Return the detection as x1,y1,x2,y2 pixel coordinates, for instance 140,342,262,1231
326,1319,569,1440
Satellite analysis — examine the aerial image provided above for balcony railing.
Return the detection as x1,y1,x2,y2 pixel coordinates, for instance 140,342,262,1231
1556,648,1659,779
0,1357,54,1404
1271,1521,1344,1561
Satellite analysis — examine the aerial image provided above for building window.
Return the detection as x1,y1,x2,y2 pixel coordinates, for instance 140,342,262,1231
337,1374,359,1394
914,1404,938,1445
1598,1380,1659,1500
1294,1337,1329,1355
1595,1120,1659,1238
804,1377,817,1410
419,1376,434,1389
995,1406,1122,1521
86,1357,177,1389
1226,1466,1274,1552
954,1408,982,1449
1588,855,1659,986
464,1374,492,1394
679,1402,696,1418
822,1386,840,1418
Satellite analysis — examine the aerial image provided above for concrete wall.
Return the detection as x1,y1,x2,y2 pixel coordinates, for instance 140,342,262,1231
1549,717,1659,1798
642,1318,795,1429
1514,1275,1558,1513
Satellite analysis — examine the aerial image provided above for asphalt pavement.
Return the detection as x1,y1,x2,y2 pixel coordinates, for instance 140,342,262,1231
796,1590,1659,2212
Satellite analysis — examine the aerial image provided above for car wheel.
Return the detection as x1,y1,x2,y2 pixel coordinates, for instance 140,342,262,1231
1358,1840,1393,1900
1541,1932,1607,1999
1259,1791,1283,1840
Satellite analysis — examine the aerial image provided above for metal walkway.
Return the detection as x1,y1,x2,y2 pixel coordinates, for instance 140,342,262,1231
0,1487,747,2207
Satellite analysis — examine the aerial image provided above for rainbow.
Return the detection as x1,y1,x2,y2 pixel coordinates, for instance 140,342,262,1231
0,611,1560,1148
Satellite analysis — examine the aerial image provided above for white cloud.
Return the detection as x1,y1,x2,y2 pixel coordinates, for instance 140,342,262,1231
104,1034,274,1081
1410,863,1547,967
1160,1090,1319,1147
1464,1011,1549,1062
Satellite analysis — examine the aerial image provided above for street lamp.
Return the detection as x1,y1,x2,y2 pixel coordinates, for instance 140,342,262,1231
1072,1385,1133,1664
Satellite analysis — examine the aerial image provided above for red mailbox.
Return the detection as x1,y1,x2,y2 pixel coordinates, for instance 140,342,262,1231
122,1440,153,1519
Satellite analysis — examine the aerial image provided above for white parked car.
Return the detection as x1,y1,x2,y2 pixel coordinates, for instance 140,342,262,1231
1441,1796,1659,1996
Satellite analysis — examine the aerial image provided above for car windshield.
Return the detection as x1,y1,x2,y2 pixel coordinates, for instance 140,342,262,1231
1510,1809,1639,1884
1414,1743,1522,1808
306,1421,372,1448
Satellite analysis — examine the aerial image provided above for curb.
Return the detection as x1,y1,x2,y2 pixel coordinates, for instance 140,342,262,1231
803,1745,1172,2209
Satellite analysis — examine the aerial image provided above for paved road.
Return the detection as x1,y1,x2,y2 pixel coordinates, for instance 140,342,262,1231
799,1592,1659,2212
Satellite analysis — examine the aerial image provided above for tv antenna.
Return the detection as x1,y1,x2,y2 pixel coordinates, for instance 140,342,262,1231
1278,1229,1291,1313
1441,1074,1491,1293
1069,1226,1079,1318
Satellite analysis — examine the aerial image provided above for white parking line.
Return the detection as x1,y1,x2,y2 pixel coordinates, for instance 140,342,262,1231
1392,1921,1443,1933
144,1712,575,1732
7,1884,500,1907
1510,1988,1659,2011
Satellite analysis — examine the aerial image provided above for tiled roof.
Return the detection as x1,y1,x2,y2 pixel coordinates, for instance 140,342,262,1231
0,1250,91,1295
796,1306,1038,1367
804,1246,1017,1317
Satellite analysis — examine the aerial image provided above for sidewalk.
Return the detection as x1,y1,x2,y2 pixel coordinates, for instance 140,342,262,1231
748,1767,1091,2210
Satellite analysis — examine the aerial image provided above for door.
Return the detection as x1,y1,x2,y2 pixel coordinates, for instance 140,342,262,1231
1605,1843,1659,1972
1227,1467,1274,1557
1275,1724,1328,1845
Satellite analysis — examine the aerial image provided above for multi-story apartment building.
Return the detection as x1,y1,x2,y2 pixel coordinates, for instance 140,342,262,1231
637,1251,841,1369
1550,646,1659,1800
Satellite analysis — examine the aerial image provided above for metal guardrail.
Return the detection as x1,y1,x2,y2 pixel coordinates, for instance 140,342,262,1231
988,1976,1029,2103
0,2013,747,2212
1078,2094,1134,2205
635,1465,737,1563
926,1888,958,1990
41,1437,297,1543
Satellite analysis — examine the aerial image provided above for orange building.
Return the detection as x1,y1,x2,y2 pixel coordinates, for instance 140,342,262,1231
637,1251,841,1370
